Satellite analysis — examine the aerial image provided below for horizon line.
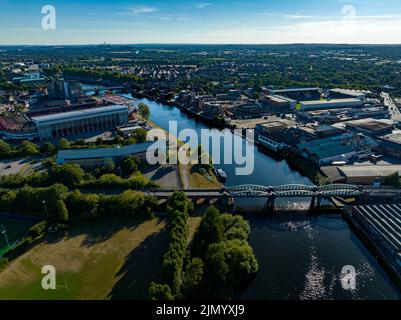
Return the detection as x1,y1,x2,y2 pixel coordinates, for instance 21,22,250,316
2,42,401,47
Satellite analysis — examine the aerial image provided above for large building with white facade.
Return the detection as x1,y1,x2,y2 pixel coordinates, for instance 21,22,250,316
32,105,129,140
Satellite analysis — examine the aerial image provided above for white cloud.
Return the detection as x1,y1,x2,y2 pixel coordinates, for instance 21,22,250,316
128,5,158,15
199,15,401,44
196,3,213,9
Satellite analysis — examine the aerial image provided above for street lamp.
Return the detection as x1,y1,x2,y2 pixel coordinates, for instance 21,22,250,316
42,200,49,219
1,229,10,249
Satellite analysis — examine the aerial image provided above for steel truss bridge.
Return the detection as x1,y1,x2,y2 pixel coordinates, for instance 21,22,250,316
225,184,363,198
147,184,368,211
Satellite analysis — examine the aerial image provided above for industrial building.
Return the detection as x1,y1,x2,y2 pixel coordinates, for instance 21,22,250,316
378,131,401,159
349,204,401,281
57,142,156,168
297,133,372,166
345,119,394,137
299,98,364,111
32,105,129,140
338,165,401,184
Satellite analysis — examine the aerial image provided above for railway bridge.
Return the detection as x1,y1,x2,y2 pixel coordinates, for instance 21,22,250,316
146,184,370,212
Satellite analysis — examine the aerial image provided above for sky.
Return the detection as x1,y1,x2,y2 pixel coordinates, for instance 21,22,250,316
1,0,401,45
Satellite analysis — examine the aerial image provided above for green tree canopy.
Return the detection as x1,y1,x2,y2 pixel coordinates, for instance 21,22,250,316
138,103,151,120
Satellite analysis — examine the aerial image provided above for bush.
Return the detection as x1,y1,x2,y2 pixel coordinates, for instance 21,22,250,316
57,200,69,223
148,282,174,300
29,221,47,238
49,164,85,188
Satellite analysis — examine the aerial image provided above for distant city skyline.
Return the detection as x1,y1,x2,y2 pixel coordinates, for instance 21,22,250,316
1,0,401,45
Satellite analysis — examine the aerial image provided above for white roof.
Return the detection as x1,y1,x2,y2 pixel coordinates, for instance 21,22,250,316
32,105,128,125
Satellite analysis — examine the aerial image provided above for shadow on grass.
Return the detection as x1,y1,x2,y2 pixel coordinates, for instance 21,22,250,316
108,223,170,300
46,217,147,248
151,166,175,181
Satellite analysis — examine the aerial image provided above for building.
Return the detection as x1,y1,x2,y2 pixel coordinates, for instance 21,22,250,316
322,165,401,184
329,89,368,100
0,114,38,141
297,135,358,165
47,79,83,101
350,204,401,280
256,122,316,152
299,98,364,111
345,119,394,137
32,105,129,140
260,95,296,110
268,88,322,101
12,64,46,85
231,102,262,118
57,142,156,168
377,131,401,158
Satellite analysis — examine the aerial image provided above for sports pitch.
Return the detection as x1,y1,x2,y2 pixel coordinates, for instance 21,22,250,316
0,217,37,256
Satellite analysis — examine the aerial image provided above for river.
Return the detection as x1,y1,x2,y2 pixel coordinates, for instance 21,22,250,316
85,85,401,299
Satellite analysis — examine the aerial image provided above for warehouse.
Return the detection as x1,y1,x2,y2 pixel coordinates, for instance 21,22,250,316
299,98,364,111
349,204,401,280
337,165,401,184
32,105,129,140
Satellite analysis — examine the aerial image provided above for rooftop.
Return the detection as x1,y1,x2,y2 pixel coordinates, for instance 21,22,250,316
57,142,157,161
338,165,401,178
348,120,393,132
300,98,363,106
32,105,128,125
298,137,355,159
352,204,401,254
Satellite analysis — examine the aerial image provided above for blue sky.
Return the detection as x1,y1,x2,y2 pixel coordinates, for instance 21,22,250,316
1,0,401,44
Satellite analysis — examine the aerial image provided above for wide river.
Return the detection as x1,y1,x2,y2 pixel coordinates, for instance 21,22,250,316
87,85,401,299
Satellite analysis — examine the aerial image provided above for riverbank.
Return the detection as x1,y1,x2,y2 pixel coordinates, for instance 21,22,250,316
145,118,222,190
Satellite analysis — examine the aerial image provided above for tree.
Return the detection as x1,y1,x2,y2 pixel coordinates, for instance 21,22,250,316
385,172,401,187
194,206,225,256
18,141,39,156
132,128,147,143
49,164,85,188
148,282,174,300
121,156,139,176
57,200,69,222
206,239,258,288
182,258,204,294
40,142,56,156
58,138,70,150
0,139,12,156
138,102,151,120
113,135,123,145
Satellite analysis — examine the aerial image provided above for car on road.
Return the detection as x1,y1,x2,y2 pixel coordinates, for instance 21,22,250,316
4,165,12,169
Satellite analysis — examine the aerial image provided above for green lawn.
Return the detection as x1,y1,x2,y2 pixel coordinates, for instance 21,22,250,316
0,217,169,300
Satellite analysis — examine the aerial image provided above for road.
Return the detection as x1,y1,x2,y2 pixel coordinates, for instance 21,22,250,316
381,92,401,121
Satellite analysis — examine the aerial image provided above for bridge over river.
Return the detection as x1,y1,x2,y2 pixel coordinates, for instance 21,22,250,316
145,184,401,212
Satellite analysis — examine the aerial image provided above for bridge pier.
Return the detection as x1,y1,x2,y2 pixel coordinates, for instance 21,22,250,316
263,195,276,214
310,195,322,212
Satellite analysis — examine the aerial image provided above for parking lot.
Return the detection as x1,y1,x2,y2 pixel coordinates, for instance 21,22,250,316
0,156,43,177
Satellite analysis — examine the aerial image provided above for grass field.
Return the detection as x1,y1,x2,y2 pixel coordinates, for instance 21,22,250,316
0,217,37,255
0,217,169,300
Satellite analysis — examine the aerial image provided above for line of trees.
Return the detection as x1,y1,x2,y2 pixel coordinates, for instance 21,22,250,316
149,192,194,300
0,163,157,191
0,184,157,222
